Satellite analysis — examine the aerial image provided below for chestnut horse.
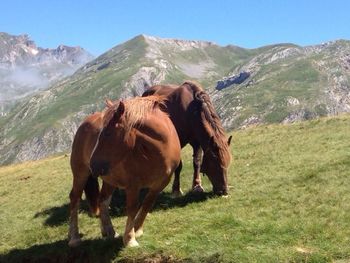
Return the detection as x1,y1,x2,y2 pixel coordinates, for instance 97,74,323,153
69,95,181,247
68,110,103,247
142,81,232,196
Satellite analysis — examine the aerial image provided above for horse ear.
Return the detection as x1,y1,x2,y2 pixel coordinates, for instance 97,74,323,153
116,101,125,117
112,101,125,123
105,99,114,108
227,135,232,146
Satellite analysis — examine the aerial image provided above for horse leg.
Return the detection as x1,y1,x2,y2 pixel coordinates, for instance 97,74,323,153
68,167,89,247
171,160,183,198
123,187,140,247
191,143,204,192
99,181,117,238
84,175,100,217
134,189,159,238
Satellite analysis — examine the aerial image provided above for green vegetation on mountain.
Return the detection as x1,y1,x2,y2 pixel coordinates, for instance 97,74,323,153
0,35,350,165
1,115,350,262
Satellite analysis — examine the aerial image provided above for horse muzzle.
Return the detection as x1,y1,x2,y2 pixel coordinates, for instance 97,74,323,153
90,161,110,177
213,186,228,196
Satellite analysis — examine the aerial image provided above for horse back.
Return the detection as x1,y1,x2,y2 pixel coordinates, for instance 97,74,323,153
142,84,177,97
131,110,181,187
142,82,203,147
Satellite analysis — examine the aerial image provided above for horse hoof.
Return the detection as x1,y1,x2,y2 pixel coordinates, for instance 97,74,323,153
192,185,204,193
102,226,117,238
88,208,100,217
126,239,139,247
68,238,81,247
135,229,144,238
171,189,183,198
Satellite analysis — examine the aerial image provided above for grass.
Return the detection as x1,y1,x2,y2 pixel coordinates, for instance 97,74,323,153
1,115,350,262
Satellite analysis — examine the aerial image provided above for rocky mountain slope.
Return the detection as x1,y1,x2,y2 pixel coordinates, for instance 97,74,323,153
212,40,350,128
0,35,349,165
0,32,93,115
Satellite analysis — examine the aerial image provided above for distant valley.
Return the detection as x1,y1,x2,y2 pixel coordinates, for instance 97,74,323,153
0,32,93,115
0,34,349,165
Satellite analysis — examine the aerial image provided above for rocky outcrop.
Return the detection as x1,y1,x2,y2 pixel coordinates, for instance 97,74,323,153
216,71,250,90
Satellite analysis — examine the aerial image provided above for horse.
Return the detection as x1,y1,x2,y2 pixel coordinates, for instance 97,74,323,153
68,109,106,247
68,102,130,247
142,81,232,196
76,95,181,247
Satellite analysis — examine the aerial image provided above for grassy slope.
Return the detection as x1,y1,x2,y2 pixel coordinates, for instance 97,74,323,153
1,115,350,263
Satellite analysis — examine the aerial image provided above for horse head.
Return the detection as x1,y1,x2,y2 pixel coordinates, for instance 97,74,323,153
200,135,232,195
90,100,126,177
193,90,232,196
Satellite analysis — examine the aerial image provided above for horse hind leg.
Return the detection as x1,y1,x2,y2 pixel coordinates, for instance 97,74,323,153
192,143,204,192
171,160,183,198
68,168,90,247
99,182,118,238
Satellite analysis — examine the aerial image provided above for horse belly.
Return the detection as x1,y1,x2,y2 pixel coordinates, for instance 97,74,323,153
100,164,128,189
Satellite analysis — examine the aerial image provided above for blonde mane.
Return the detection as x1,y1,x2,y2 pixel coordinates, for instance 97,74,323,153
103,95,167,133
123,96,166,132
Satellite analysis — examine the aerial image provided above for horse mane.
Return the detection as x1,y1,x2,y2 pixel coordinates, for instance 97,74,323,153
104,95,167,133
182,80,204,93
182,81,230,160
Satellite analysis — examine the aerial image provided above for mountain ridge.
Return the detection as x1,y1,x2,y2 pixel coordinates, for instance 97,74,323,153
0,34,349,165
0,32,94,115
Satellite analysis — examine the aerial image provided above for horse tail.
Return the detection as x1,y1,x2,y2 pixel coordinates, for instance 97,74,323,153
84,175,100,216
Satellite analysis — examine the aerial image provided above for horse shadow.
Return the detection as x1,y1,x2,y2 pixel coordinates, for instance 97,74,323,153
34,190,214,227
0,238,123,263
9,191,213,263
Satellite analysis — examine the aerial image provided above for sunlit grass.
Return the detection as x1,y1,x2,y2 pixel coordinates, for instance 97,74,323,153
1,115,350,262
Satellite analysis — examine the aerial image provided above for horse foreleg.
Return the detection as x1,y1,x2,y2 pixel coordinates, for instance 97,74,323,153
171,160,183,197
134,189,159,238
99,182,117,238
123,188,139,247
68,173,88,247
192,143,204,192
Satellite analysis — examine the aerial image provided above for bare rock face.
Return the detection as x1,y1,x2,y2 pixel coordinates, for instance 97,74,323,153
216,71,251,90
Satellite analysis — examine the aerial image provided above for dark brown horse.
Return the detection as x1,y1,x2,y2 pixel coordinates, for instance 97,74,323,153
142,81,232,196
69,95,181,247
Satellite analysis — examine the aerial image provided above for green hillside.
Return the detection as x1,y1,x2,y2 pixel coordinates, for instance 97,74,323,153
1,115,350,262
1,35,350,166
0,35,256,165
214,41,350,129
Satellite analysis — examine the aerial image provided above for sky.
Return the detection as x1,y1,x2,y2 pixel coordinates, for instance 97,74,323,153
1,0,350,56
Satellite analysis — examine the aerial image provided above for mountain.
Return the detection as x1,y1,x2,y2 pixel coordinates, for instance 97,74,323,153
0,32,94,115
0,35,349,165
212,40,350,128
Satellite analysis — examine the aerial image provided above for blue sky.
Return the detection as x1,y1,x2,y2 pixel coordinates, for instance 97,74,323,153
1,0,350,56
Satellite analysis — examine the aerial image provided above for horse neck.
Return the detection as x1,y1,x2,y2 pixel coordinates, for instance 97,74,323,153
194,118,229,157
194,121,217,149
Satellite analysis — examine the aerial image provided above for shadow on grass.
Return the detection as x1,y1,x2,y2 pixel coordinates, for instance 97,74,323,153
35,190,214,227
0,237,123,263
